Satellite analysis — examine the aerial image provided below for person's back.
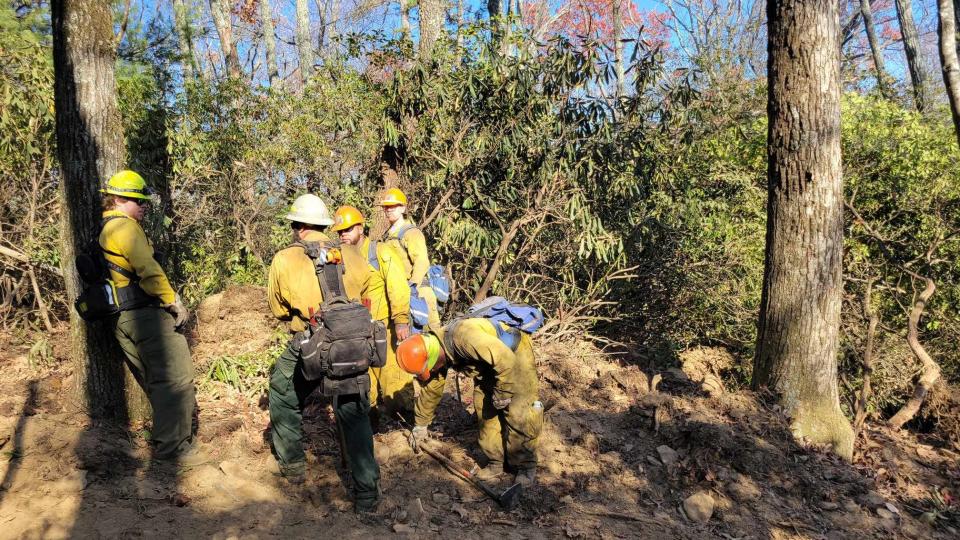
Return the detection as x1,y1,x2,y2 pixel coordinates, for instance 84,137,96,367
266,194,381,514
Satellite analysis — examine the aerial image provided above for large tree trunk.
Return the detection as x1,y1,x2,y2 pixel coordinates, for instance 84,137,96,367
172,0,197,82
419,0,446,61
895,0,928,112
52,0,148,420
295,0,314,84
260,0,279,86
753,0,854,461
938,0,960,147
860,0,890,98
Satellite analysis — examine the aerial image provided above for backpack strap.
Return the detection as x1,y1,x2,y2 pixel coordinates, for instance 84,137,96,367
296,240,348,300
367,240,381,272
396,223,417,241
99,215,139,282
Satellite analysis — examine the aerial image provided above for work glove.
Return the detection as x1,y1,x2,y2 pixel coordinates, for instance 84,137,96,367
162,294,190,328
408,425,430,453
491,395,512,411
395,323,410,342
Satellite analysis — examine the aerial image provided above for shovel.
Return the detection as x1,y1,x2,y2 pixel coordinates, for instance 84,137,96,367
407,430,522,510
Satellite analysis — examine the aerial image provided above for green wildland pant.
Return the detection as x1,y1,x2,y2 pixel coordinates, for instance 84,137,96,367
113,307,196,458
269,342,380,507
474,336,542,471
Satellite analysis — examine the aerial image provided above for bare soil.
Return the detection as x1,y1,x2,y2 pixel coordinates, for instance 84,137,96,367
0,304,958,538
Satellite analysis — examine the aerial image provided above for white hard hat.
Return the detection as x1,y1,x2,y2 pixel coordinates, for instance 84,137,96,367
285,194,334,226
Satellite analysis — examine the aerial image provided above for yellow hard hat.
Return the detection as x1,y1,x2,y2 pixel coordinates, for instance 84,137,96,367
332,205,365,232
102,170,152,200
379,188,408,207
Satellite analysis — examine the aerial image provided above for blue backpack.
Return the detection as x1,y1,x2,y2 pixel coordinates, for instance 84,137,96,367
393,225,450,304
461,296,545,350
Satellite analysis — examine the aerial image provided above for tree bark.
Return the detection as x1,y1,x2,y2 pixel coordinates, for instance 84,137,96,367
895,0,928,112
419,0,446,61
613,0,625,97
488,0,503,44
456,0,465,48
937,0,960,147
295,0,314,84
328,0,341,48
860,0,890,98
52,0,148,420
260,0,279,86
172,0,197,82
209,0,241,78
888,277,941,429
753,0,854,461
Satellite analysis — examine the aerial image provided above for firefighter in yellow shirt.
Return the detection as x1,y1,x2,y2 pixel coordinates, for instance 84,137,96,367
266,194,380,513
396,318,543,488
379,188,441,330
98,170,202,466
331,206,413,416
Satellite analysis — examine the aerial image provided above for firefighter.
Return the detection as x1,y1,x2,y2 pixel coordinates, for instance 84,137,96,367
397,317,543,487
99,170,203,466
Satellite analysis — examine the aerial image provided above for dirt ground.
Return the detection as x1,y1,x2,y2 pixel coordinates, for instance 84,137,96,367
0,294,958,538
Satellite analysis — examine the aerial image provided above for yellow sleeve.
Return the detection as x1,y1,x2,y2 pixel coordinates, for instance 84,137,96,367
452,319,518,402
401,227,431,286
378,243,411,325
105,219,176,304
414,368,447,427
267,256,292,321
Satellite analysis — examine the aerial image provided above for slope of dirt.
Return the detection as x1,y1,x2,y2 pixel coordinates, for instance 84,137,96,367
0,329,958,539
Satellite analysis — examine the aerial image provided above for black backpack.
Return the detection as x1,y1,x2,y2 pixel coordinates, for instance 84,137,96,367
293,241,387,386
74,216,156,321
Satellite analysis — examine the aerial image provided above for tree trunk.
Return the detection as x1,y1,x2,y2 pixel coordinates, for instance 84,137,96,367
488,0,503,44
853,280,878,431
456,0,465,48
419,0,446,61
52,0,149,420
888,277,941,429
613,0,625,97
400,0,411,38
172,0,197,82
895,0,928,112
938,0,960,147
753,0,854,461
209,0,240,78
295,0,314,84
260,0,279,86
860,0,890,98
328,0,341,48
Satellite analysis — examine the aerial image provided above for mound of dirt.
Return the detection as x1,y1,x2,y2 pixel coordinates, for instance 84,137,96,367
191,285,279,364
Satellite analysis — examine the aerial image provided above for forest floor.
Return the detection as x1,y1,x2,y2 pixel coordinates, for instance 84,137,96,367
0,287,958,539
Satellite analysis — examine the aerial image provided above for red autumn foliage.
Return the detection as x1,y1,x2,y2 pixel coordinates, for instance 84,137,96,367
522,0,671,49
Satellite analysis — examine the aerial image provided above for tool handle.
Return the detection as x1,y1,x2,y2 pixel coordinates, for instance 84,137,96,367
419,443,501,500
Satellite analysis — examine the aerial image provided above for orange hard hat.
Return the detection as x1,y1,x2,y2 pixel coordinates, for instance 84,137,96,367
397,333,441,381
379,188,408,207
332,205,365,232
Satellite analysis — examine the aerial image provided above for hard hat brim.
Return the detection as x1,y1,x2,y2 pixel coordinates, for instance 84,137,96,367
101,188,153,200
286,212,335,226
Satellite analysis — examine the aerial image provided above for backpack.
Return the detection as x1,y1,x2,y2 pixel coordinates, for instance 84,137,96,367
395,225,450,303
74,216,156,321
459,296,545,351
369,238,450,331
294,241,387,385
